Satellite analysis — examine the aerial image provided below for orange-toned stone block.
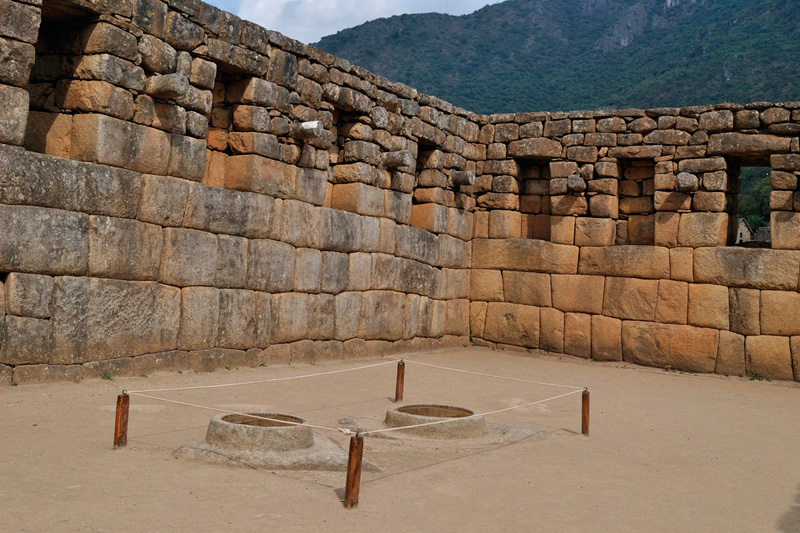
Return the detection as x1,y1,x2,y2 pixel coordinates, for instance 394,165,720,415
655,280,688,325
488,210,522,238
622,321,719,373
550,216,575,245
203,150,226,187
471,269,504,302
746,335,793,380
716,330,745,377
564,312,591,358
603,277,658,321
654,212,680,247
552,274,604,314
503,271,551,307
539,307,564,353
574,217,616,247
470,301,488,338
591,314,622,361
410,202,447,233
330,182,384,217
473,211,489,239
483,302,540,348
670,247,694,281
688,283,729,330
760,290,800,336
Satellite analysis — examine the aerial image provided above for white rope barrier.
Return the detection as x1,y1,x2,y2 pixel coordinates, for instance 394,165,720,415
126,359,399,394
404,359,585,390
358,389,584,436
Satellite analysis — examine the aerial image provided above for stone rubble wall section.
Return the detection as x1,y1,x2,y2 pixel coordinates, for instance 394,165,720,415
0,0,797,383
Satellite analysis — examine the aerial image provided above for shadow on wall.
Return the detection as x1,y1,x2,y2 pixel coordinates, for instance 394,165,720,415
778,483,800,532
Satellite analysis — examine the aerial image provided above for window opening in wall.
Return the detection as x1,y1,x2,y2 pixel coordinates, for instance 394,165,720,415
518,159,551,241
736,166,771,247
618,159,655,245
204,70,244,187
24,0,95,157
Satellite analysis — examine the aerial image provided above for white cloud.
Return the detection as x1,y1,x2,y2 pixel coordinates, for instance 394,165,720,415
218,0,500,44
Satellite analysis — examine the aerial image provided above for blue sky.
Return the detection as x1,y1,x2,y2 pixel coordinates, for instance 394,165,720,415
203,0,501,44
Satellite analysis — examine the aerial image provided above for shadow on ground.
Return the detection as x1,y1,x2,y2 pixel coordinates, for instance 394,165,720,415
778,484,800,532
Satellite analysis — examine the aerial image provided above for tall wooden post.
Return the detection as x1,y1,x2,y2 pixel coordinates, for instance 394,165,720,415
114,393,130,449
394,361,405,403
581,389,590,436
344,435,365,509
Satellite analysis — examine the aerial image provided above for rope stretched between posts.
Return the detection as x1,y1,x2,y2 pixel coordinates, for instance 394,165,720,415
126,359,400,394
126,391,352,435
358,389,584,436
404,359,585,390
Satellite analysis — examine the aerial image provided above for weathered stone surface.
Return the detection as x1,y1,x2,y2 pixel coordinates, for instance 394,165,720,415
319,208,363,253
792,337,800,383
687,284,729,330
471,269,503,302
82,357,137,380
771,212,800,250
591,314,622,361
179,287,219,350
5,273,53,319
74,53,145,91
0,316,51,365
0,206,87,275
603,277,658,321
270,293,308,344
215,235,247,288
12,365,83,384
168,135,206,181
503,271,551,307
307,294,336,340
132,351,190,376
759,291,800,336
550,216,575,245
564,313,591,358
88,216,162,280
551,274,604,314
716,331,745,377
746,336,793,381
51,277,180,364
184,182,272,239
0,85,27,145
334,292,361,341
728,288,760,336
395,225,438,265
622,321,718,373
138,174,189,227
507,137,562,159
654,280,688,325
246,239,295,293
707,133,791,156
484,302,539,348
294,248,322,293
575,217,616,246
218,289,256,349
0,36,34,86
160,228,218,286
539,307,564,353
24,111,72,158
677,212,729,247
56,80,135,120
358,291,405,341
253,292,271,347
472,239,579,274
693,248,800,290
320,252,348,294
578,245,669,279
226,155,298,199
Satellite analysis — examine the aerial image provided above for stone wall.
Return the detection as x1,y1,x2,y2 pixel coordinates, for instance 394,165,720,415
0,0,798,384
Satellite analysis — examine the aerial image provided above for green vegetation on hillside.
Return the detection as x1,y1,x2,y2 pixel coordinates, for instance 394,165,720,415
316,0,800,114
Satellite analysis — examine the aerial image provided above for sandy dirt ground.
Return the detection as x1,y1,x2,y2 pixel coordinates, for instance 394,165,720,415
1,346,799,532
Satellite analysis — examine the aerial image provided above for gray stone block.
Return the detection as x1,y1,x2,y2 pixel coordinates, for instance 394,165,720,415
280,200,320,248
0,316,52,365
215,235,247,288
254,292,271,347
0,84,28,145
138,174,189,226
321,252,348,294
5,273,53,318
358,291,405,341
139,34,177,74
179,286,219,350
371,253,398,291
437,235,470,269
218,289,255,349
404,294,420,340
0,36,34,86
347,253,372,291
319,208,362,252
0,206,88,275
12,364,83,384
308,294,335,340
0,1,42,43
270,293,308,344
396,258,439,298
88,216,163,280
188,348,251,373
82,357,136,379
159,228,218,286
184,182,273,238
295,248,321,293
132,351,191,376
295,168,328,206
334,292,361,341
168,134,206,181
246,239,295,293
51,277,180,364
395,225,438,265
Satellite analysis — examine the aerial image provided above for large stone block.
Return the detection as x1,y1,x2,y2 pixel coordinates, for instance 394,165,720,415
56,80,134,120
279,200,320,249
358,291,405,341
88,216,162,280
319,208,363,253
72,114,171,175
5,273,53,319
138,174,189,226
728,288,760,336
654,280,688,325
622,321,719,373
715,331,745,377
0,36,34,86
246,239,295,293
507,138,562,159
693,248,800,290
484,302,540,348
178,286,219,350
295,248,322,293
437,234,470,269
347,253,372,291
396,225,438,265
51,277,180,364
307,294,336,340
503,271,551,307
760,291,800,336
687,284,729,330
771,212,800,250
0,85,27,145
0,316,51,365
270,293,308,343
550,216,575,245
745,336,793,381
602,277,658,321
574,218,616,247
321,252,348,294
551,274,604,314
445,299,470,336
218,289,255,349
24,111,72,158
0,206,87,275
74,53,145,91
564,313,591,358
670,248,694,281
254,292,271,347
0,0,41,43
226,155,298,199
578,245,669,279
470,301,487,339
539,307,564,353
707,133,791,156
168,135,206,181
82,357,136,380
472,239,579,274
215,235,247,288
12,364,83,385
471,269,503,302
396,258,439,297
591,314,622,361
331,182,384,217
159,228,218,286
334,292,361,341
677,212,730,248
404,294,421,339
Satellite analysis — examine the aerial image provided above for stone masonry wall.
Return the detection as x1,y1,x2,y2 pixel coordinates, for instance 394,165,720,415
0,0,798,384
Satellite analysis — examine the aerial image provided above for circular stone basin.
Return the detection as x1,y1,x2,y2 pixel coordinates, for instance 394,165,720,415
385,404,488,438
205,413,314,452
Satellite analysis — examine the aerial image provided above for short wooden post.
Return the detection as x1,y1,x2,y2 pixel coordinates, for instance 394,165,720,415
581,389,590,436
394,361,405,403
114,393,130,449
344,435,365,509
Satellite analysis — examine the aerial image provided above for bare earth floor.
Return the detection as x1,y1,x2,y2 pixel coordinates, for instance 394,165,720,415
1,346,799,532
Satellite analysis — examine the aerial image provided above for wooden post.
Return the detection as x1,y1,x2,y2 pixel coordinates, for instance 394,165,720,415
581,389,590,436
114,393,130,449
344,435,364,509
394,360,405,403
